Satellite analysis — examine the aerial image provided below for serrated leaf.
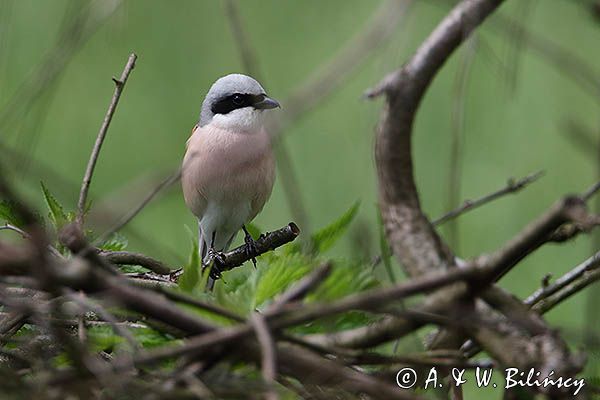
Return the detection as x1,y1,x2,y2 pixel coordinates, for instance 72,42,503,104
98,232,128,251
309,201,360,254
178,228,200,293
254,252,313,308
214,268,258,316
308,260,377,302
40,182,67,229
0,200,25,227
290,261,379,334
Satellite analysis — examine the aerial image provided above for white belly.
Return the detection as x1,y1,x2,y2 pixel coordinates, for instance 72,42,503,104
199,200,251,251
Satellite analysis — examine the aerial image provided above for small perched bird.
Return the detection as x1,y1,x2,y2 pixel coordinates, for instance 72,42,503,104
181,74,279,289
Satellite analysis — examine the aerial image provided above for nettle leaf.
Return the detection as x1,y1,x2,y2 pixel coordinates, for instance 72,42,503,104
0,200,25,227
87,324,124,353
178,230,200,293
214,266,258,316
308,201,360,254
40,182,68,229
288,261,379,334
309,260,378,302
254,252,314,308
99,232,128,251
131,326,175,348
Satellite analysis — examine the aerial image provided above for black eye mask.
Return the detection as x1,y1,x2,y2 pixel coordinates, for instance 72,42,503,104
211,93,266,115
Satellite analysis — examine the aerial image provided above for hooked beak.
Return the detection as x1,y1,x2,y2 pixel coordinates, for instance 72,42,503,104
253,95,280,110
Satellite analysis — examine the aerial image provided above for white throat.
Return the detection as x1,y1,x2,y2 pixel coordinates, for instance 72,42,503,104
210,108,266,133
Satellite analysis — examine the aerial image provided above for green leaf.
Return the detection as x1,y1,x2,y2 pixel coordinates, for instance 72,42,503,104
178,228,200,293
87,324,124,352
118,265,148,274
214,267,258,316
309,260,377,302
98,232,128,251
0,200,25,227
289,260,379,334
40,182,68,229
254,252,313,308
131,326,175,348
310,201,360,254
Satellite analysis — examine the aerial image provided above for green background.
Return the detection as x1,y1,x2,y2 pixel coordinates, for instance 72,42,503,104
1,1,599,397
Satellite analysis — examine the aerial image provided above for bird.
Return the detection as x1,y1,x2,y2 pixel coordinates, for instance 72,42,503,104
181,74,279,289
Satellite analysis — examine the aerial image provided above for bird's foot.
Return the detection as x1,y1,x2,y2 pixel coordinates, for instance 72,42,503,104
204,247,226,280
243,226,259,268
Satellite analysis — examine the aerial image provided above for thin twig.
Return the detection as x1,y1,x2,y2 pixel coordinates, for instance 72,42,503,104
433,171,545,225
275,0,412,135
250,313,278,400
0,223,64,258
99,250,172,275
372,171,544,268
67,290,140,350
94,169,180,245
154,287,244,323
77,53,137,224
268,262,332,311
525,250,600,306
445,36,477,249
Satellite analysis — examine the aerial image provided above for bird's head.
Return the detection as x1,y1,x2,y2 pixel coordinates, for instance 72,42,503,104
199,74,280,132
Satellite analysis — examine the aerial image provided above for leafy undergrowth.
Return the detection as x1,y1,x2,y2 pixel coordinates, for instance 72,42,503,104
2,183,385,356
178,200,381,333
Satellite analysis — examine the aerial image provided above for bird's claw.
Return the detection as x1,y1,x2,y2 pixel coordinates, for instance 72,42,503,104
205,247,226,280
244,233,259,268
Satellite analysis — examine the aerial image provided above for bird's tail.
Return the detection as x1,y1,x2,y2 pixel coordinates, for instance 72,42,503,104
198,226,214,291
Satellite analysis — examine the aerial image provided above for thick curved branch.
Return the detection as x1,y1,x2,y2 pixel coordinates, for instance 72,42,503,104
370,0,504,278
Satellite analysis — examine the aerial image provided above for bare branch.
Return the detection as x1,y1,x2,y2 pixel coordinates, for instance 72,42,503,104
250,313,278,400
370,0,504,278
268,262,332,311
214,223,300,274
433,171,544,226
99,250,172,275
274,0,412,134
526,250,600,308
94,169,181,245
479,183,600,282
77,53,137,224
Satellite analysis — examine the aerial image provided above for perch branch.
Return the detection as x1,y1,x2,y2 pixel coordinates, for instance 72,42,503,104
215,223,300,273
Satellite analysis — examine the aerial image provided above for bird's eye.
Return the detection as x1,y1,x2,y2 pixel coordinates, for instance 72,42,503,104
232,94,244,105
